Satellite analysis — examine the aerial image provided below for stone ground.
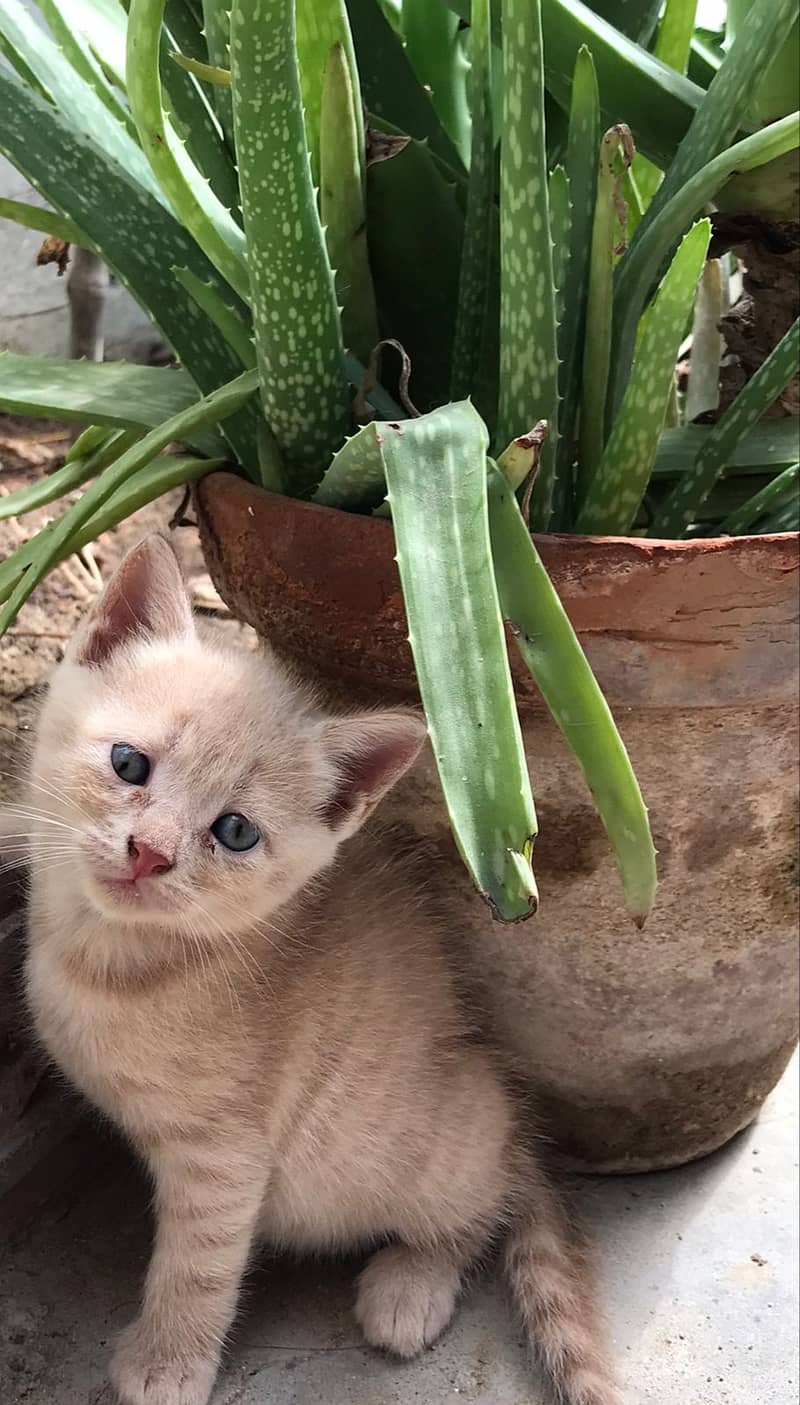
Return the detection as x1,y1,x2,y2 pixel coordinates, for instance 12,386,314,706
1,422,798,1404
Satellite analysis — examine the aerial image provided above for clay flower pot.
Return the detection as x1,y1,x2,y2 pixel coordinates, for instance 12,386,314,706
195,472,800,1173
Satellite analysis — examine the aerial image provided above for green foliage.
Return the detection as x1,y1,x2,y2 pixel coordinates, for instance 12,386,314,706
2,0,799,923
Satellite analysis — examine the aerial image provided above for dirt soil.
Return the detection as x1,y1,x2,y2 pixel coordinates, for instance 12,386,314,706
0,415,251,806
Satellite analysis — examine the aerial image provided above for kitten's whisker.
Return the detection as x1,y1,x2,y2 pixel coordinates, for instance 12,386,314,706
0,765,93,825
0,805,83,837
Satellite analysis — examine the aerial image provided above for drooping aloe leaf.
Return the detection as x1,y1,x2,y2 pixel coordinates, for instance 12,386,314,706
0,68,259,472
450,0,493,404
497,0,559,530
0,429,140,522
717,462,799,536
652,318,800,537
0,352,224,451
366,136,465,413
232,0,350,491
633,0,797,247
0,455,226,606
0,370,257,637
0,0,160,196
345,0,465,173
0,197,84,245
381,402,539,922
486,462,656,925
610,113,800,418
296,0,363,185
578,219,711,535
126,0,248,300
200,0,235,148
320,40,378,364
552,43,599,529
401,0,471,164
577,123,634,505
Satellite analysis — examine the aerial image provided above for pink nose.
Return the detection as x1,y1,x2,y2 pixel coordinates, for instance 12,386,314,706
127,837,173,880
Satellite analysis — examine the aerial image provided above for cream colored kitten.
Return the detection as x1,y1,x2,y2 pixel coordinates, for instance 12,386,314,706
9,535,618,1405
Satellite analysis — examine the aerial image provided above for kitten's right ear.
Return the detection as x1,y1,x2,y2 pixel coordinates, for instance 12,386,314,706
76,534,194,667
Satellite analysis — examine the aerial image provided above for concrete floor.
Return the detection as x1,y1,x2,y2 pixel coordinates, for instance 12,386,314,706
1,1054,796,1405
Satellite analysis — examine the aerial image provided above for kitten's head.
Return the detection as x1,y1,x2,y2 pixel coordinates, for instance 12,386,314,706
30,534,425,943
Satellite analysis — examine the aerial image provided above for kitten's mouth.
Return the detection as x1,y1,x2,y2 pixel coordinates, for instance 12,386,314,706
87,869,171,918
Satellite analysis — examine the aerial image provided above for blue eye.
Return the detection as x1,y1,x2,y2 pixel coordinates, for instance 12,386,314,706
211,813,260,852
111,743,150,786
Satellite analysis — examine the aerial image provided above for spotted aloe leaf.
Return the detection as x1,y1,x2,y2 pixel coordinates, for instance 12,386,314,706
717,462,799,537
449,0,494,404
578,219,711,535
652,317,800,537
496,0,559,530
232,0,350,492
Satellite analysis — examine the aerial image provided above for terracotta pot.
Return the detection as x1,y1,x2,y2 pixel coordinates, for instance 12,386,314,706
195,472,800,1173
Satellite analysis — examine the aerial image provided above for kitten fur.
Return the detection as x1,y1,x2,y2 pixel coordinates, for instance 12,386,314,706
12,535,618,1405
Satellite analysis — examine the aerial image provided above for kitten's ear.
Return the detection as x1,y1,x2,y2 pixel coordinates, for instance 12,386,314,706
76,534,193,666
316,710,427,835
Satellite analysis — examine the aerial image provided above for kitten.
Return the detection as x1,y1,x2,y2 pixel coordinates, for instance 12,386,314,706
10,534,618,1405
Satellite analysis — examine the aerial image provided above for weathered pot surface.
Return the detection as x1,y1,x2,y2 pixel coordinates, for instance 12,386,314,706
195,472,800,1173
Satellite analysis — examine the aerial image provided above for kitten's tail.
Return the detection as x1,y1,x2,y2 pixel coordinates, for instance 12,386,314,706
504,1158,619,1405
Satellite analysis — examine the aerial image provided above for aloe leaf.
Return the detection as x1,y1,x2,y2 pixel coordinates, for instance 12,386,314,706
44,0,129,88
0,68,258,472
487,462,656,926
0,454,226,606
345,0,464,173
683,258,724,424
496,0,559,530
366,136,465,413
578,219,711,536
199,0,235,148
66,424,116,463
126,0,248,300
717,462,799,537
35,0,136,135
589,0,660,44
548,165,571,331
232,0,350,490
401,0,471,164
0,370,257,637
158,25,240,213
320,40,379,364
172,266,256,371
633,0,798,245
381,402,538,922
753,496,800,535
0,197,84,245
611,113,800,419
0,429,140,522
552,44,599,530
449,0,493,404
169,51,230,84
297,0,363,185
312,422,384,512
0,0,160,196
651,318,800,537
0,351,224,447
653,419,800,480
630,0,698,210
577,123,634,505
445,0,709,170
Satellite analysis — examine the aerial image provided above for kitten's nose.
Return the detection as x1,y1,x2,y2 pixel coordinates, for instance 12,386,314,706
127,837,173,880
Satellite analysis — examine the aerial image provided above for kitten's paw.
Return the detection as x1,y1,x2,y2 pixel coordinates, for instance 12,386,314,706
110,1327,218,1405
355,1243,461,1359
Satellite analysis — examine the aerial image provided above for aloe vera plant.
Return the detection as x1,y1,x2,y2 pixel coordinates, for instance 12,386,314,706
1,0,798,927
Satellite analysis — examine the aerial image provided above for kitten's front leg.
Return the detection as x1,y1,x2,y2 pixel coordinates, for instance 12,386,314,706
111,1147,266,1405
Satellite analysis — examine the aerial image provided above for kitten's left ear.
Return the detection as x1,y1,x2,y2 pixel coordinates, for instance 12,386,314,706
76,534,194,666
316,710,427,835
